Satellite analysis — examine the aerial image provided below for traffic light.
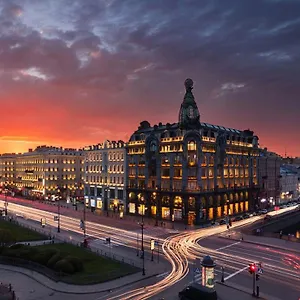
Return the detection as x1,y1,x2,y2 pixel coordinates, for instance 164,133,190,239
256,274,260,281
248,263,256,274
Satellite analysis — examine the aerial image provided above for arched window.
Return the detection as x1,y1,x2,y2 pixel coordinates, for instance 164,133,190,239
188,141,196,151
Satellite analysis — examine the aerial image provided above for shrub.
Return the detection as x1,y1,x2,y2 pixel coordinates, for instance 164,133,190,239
9,243,25,250
65,256,84,272
32,249,56,265
47,253,63,268
54,259,75,274
0,229,15,246
19,247,38,260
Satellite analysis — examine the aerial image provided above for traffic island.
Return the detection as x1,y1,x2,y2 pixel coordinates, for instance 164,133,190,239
0,242,140,285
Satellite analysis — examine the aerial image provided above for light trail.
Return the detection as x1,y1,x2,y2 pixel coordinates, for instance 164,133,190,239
0,198,298,299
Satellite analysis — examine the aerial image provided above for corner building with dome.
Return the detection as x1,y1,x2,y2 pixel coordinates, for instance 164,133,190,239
126,79,261,225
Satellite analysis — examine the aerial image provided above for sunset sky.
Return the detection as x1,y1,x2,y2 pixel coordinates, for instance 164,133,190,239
0,0,299,156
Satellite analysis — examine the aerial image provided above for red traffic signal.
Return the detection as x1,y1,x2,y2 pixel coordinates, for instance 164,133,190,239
248,263,256,274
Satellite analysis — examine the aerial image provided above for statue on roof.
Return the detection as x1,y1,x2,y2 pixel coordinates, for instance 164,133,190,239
179,78,201,130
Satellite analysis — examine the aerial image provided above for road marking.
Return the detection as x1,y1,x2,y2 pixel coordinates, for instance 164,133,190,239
224,266,248,281
216,241,241,251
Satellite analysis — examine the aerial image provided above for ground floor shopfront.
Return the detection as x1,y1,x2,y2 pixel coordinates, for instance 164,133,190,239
126,188,259,225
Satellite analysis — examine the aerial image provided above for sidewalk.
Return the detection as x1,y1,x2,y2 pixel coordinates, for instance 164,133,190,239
0,260,167,296
219,230,300,253
216,281,282,300
1,196,189,234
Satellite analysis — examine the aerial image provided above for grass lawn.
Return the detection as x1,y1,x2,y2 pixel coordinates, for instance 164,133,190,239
0,219,47,242
36,243,140,284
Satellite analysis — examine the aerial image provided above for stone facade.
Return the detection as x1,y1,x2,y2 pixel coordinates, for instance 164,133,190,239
1,146,84,198
126,79,261,225
83,140,126,213
257,150,282,207
280,165,299,202
0,153,17,187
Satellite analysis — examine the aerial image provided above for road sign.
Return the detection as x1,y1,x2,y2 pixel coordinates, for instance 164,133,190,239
155,240,159,246
258,268,263,274
194,267,201,274
54,216,59,221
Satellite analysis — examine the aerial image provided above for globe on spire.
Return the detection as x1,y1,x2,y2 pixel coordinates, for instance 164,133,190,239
184,78,193,91
178,78,201,130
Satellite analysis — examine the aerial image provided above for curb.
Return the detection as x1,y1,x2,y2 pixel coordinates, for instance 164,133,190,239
216,281,269,300
0,265,160,295
218,235,300,254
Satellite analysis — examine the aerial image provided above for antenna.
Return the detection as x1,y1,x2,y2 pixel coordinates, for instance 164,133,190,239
284,147,287,158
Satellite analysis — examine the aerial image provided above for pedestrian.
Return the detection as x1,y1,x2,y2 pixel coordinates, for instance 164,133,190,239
279,230,283,239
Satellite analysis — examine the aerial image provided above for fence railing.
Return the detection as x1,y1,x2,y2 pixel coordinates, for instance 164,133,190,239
7,218,142,268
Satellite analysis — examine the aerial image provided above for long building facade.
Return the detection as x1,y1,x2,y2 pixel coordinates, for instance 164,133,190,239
83,140,126,213
1,146,84,198
126,79,261,225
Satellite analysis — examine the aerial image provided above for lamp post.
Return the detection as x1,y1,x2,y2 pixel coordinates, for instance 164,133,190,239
140,200,145,276
83,192,86,239
4,182,8,216
57,188,61,233
105,187,109,217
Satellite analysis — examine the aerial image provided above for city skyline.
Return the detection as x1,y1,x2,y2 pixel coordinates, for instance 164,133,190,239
0,0,300,156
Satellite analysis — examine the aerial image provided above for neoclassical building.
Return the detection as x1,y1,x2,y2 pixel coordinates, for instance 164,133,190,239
83,140,126,213
126,79,261,225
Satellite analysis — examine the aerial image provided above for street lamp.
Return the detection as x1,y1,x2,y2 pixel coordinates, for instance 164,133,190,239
57,188,61,233
140,198,145,276
83,192,86,239
105,187,109,217
4,182,8,216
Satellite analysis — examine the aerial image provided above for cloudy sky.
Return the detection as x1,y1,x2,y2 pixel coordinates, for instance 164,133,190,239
0,0,299,156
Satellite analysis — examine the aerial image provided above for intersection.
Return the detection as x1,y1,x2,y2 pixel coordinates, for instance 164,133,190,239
0,197,299,300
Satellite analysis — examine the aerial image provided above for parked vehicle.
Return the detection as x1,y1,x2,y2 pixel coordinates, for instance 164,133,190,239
219,219,226,225
264,214,272,221
258,209,268,215
232,216,243,222
178,283,217,300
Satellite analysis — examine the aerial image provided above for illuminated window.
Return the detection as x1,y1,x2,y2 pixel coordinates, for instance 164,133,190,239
188,141,196,151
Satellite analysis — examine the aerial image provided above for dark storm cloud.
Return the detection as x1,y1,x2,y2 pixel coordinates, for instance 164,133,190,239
0,0,299,155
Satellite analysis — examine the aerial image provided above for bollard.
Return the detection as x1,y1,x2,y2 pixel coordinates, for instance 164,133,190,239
256,286,259,298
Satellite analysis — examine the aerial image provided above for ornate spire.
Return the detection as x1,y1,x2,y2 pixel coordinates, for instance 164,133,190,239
178,78,201,130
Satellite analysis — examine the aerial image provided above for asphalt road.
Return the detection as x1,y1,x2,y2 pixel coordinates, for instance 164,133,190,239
1,196,298,300
195,236,300,300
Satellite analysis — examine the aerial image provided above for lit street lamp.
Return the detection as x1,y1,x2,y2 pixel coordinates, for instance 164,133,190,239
140,198,145,276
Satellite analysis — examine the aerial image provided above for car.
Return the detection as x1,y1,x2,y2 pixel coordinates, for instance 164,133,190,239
243,213,250,219
219,219,226,225
178,283,217,300
232,216,243,222
264,214,272,221
258,209,268,214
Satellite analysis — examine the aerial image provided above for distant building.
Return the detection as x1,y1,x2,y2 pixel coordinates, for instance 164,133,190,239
280,165,300,202
0,153,17,187
126,78,261,225
257,149,282,207
1,146,84,199
83,140,126,213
